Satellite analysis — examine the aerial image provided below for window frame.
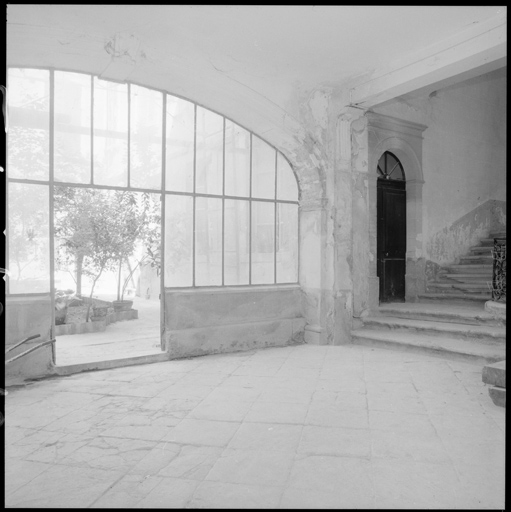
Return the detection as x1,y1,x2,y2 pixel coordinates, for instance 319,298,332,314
6,66,300,297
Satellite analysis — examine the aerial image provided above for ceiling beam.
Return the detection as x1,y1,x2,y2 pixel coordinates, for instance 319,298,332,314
350,14,507,108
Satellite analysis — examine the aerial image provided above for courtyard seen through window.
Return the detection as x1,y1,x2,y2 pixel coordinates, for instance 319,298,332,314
7,68,299,296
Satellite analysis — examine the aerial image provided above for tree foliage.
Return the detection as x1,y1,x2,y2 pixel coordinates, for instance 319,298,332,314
54,187,161,317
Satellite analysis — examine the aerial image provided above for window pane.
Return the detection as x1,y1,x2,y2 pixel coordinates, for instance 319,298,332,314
251,201,274,284
195,197,222,286
224,199,249,285
196,107,223,195
8,68,49,180
93,78,128,186
225,120,250,197
276,203,298,283
54,71,91,184
165,194,193,287
166,96,194,192
252,136,275,199
277,153,298,201
130,85,162,189
8,183,50,293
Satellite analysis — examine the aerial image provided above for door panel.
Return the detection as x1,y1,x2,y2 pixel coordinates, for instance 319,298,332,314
377,178,406,302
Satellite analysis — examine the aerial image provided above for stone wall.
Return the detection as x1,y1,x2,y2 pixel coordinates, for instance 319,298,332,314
164,285,306,358
5,295,55,383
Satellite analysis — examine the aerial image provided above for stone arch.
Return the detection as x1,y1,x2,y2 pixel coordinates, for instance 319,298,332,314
366,113,427,301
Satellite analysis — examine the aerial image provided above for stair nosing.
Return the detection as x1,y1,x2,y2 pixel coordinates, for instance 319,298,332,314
351,329,506,361
362,316,505,337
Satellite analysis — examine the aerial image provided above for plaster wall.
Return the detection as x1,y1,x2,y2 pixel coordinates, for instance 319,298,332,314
164,286,305,357
373,68,506,265
5,296,55,383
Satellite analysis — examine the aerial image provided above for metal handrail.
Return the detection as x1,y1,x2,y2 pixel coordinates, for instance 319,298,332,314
5,334,55,365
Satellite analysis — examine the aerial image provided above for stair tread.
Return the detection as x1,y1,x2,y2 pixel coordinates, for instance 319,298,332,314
376,302,504,325
378,302,491,314
351,328,506,360
419,293,491,302
445,264,493,269
443,274,492,278
363,316,505,337
423,287,491,294
430,283,491,290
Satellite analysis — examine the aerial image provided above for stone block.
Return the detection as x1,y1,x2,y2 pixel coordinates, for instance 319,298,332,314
482,360,506,388
488,386,506,408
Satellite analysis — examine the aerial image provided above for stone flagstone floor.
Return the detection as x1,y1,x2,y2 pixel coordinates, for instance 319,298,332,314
4,344,505,509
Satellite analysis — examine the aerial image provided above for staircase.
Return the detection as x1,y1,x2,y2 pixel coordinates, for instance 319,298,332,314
351,230,506,367
419,231,506,305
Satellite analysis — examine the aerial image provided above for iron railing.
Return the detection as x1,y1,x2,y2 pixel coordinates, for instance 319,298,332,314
491,238,506,302
5,334,55,365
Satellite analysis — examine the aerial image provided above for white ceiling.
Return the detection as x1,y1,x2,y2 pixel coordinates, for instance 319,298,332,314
8,6,506,84
6,5,507,140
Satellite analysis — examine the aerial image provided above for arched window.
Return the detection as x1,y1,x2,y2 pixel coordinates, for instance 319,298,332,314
377,151,405,181
6,68,299,294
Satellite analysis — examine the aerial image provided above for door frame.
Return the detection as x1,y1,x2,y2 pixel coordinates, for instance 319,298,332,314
377,175,407,302
366,113,427,304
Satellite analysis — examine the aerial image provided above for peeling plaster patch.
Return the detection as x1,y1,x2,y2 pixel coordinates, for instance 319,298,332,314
309,89,330,131
104,33,147,64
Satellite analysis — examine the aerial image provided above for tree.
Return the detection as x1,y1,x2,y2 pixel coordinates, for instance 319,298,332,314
54,188,161,317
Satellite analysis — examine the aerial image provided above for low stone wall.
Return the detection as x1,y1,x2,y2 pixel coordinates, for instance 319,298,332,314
54,309,138,336
164,285,305,358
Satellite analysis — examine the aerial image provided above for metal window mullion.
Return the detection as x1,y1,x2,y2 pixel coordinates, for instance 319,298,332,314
192,104,197,287
248,133,253,285
90,75,94,185
49,69,56,346
26,179,161,194
127,83,131,188
221,117,225,286
274,150,277,284
160,93,166,348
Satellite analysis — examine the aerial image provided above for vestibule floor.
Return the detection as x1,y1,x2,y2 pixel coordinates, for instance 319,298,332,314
5,344,505,509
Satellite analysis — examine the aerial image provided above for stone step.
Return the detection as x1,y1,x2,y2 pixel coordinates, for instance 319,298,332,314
373,302,505,327
479,238,498,246
470,246,493,254
431,279,490,288
488,387,506,407
426,283,491,301
351,329,505,364
441,264,493,274
428,282,491,293
362,316,505,342
489,232,507,239
442,273,492,281
482,360,506,388
419,292,490,306
459,255,494,264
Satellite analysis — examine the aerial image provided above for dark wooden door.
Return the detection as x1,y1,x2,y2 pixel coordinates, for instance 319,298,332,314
377,178,406,302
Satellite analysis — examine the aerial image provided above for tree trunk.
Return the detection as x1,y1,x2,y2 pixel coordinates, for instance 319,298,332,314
76,252,84,295
86,266,104,322
117,258,123,301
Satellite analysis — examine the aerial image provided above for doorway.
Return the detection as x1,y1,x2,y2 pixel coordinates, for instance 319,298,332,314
53,187,163,365
376,151,406,303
